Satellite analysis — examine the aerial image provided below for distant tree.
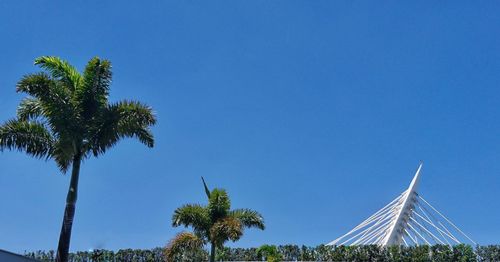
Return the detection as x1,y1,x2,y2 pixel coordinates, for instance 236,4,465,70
431,244,453,262
476,245,500,262
0,56,156,262
169,178,265,262
278,244,301,261
257,245,282,262
453,244,477,262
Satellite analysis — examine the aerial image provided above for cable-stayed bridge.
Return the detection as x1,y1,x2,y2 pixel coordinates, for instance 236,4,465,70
327,163,476,246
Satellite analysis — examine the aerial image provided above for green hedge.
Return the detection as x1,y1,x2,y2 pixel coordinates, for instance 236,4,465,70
25,244,500,261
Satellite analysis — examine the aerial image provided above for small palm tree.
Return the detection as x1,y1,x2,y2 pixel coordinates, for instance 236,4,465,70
0,56,156,262
164,232,207,261
170,178,265,262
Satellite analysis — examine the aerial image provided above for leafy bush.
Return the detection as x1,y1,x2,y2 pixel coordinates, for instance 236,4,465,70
25,244,500,261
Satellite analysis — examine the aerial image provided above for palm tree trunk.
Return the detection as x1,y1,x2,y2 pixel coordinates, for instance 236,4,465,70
210,242,216,262
55,154,82,262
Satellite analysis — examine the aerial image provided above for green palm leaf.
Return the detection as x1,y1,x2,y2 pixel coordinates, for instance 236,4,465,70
88,100,156,156
208,189,231,220
0,119,53,159
17,97,44,121
229,208,265,230
172,204,211,232
76,57,112,121
34,56,81,90
16,72,78,138
201,176,211,199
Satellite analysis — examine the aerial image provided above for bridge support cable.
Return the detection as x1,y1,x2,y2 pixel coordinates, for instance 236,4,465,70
416,203,451,246
409,216,445,245
408,222,431,245
328,192,406,246
417,198,462,244
404,228,419,245
418,195,477,245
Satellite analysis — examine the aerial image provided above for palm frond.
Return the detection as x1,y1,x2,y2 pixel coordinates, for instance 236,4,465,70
16,73,78,137
210,217,243,246
208,189,231,220
76,57,112,121
114,100,156,127
17,97,44,121
0,119,53,159
172,204,210,232
87,100,156,156
229,209,265,230
16,72,54,97
201,176,211,199
34,56,81,90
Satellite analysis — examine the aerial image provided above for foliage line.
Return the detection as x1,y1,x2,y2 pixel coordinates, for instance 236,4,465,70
25,244,500,261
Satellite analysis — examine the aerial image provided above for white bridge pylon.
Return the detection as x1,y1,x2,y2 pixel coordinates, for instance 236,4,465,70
327,163,476,246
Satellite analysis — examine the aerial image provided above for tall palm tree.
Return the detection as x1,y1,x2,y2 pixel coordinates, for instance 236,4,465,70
0,56,156,262
171,178,265,262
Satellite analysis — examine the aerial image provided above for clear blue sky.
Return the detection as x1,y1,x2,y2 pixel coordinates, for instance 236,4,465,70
1,1,499,253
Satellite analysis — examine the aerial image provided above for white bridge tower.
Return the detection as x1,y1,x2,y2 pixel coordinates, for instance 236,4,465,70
327,163,476,246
